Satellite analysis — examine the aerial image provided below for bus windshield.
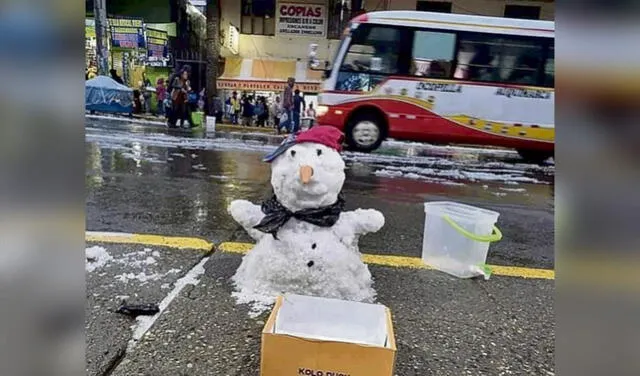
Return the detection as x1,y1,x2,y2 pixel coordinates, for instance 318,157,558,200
333,24,409,92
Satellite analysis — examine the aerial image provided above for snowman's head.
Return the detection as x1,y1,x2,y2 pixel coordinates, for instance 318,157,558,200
265,127,345,212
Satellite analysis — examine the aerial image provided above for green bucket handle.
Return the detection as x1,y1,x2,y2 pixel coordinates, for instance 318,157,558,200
442,215,503,243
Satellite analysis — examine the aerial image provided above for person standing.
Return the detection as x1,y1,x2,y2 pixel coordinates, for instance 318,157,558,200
109,69,124,85
281,77,295,133
169,67,192,128
155,78,166,117
292,89,306,133
230,91,240,124
271,95,282,132
242,95,255,126
306,102,316,118
86,61,98,80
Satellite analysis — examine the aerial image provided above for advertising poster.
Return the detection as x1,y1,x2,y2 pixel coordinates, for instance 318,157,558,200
109,17,145,49
276,3,326,37
146,28,168,58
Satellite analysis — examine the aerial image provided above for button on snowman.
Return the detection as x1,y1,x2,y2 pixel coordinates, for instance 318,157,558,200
228,126,384,313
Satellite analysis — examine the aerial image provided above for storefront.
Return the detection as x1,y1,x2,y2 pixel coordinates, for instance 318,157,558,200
217,57,323,108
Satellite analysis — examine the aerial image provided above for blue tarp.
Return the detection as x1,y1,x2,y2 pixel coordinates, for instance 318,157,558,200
85,75,134,114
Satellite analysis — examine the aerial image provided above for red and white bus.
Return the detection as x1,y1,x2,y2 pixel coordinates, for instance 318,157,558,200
312,11,554,162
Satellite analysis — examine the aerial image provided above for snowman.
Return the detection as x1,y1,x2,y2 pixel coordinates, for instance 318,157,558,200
228,126,385,311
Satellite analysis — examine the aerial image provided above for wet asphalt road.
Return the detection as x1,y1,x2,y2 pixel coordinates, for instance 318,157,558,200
85,117,555,375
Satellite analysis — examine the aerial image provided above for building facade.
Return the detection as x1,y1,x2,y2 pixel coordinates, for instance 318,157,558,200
216,0,554,95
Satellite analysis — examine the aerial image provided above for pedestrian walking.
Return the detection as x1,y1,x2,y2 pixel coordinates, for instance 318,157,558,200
281,77,295,133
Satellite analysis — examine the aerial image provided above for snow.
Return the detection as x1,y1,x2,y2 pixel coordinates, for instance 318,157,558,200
115,272,163,284
86,246,113,272
229,141,383,316
232,230,377,317
373,164,545,185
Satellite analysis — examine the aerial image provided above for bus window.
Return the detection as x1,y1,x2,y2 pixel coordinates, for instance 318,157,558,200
411,30,456,78
455,34,545,86
543,45,554,87
340,25,403,74
336,25,406,92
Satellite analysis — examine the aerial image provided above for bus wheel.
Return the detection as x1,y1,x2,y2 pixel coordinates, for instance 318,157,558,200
517,149,553,164
346,113,385,152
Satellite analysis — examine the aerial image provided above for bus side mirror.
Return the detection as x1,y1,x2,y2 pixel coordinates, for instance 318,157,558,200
308,43,325,71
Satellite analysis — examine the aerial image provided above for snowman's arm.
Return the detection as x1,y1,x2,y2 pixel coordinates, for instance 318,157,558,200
228,200,266,241
338,209,385,237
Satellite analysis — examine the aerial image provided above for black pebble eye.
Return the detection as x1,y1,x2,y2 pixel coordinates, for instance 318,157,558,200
311,243,317,249
316,149,322,156
307,261,314,267
291,150,296,157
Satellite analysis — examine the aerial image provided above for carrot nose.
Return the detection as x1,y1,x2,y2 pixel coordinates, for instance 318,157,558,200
299,165,314,184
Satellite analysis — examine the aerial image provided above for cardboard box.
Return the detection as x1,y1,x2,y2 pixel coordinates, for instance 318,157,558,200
261,294,396,376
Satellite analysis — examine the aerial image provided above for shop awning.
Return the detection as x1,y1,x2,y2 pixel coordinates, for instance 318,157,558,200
218,58,323,93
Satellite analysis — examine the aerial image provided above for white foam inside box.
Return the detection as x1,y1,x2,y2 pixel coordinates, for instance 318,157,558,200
273,294,389,347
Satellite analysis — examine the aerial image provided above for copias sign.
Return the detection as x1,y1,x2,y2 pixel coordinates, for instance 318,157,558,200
279,5,323,18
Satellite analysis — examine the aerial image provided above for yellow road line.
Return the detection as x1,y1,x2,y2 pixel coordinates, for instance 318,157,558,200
84,232,554,280
218,242,555,280
86,231,212,251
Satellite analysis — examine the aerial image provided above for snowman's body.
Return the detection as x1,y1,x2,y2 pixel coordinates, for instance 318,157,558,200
228,137,384,311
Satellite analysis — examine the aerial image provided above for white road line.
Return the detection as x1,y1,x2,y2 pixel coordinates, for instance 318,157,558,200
126,256,209,352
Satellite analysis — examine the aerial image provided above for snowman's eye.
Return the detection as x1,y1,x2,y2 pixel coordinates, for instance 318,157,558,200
311,243,317,249
316,149,322,156
290,150,296,157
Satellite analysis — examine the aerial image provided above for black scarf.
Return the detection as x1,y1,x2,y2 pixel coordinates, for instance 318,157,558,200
253,194,345,239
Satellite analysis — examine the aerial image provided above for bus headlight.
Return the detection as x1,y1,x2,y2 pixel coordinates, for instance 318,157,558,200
316,105,329,117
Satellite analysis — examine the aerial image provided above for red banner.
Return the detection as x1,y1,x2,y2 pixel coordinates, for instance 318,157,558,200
217,80,321,93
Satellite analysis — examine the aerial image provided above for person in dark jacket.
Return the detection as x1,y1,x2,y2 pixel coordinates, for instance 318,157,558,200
242,96,255,126
168,66,193,128
109,69,124,85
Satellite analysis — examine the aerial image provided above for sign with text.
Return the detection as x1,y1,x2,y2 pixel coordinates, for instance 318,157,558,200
227,25,239,55
146,28,168,58
276,3,326,38
109,17,145,48
217,79,321,93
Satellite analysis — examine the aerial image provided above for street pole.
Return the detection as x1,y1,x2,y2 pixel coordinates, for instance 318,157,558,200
205,0,220,117
93,0,109,76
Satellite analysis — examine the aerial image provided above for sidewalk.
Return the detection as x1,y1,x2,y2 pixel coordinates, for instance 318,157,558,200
86,113,278,135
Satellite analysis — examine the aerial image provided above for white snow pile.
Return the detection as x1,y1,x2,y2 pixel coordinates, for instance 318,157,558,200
374,164,544,185
232,231,376,317
86,246,114,272
114,269,181,284
113,248,181,285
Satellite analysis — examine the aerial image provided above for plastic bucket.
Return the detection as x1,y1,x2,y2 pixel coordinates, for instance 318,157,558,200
422,201,502,279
